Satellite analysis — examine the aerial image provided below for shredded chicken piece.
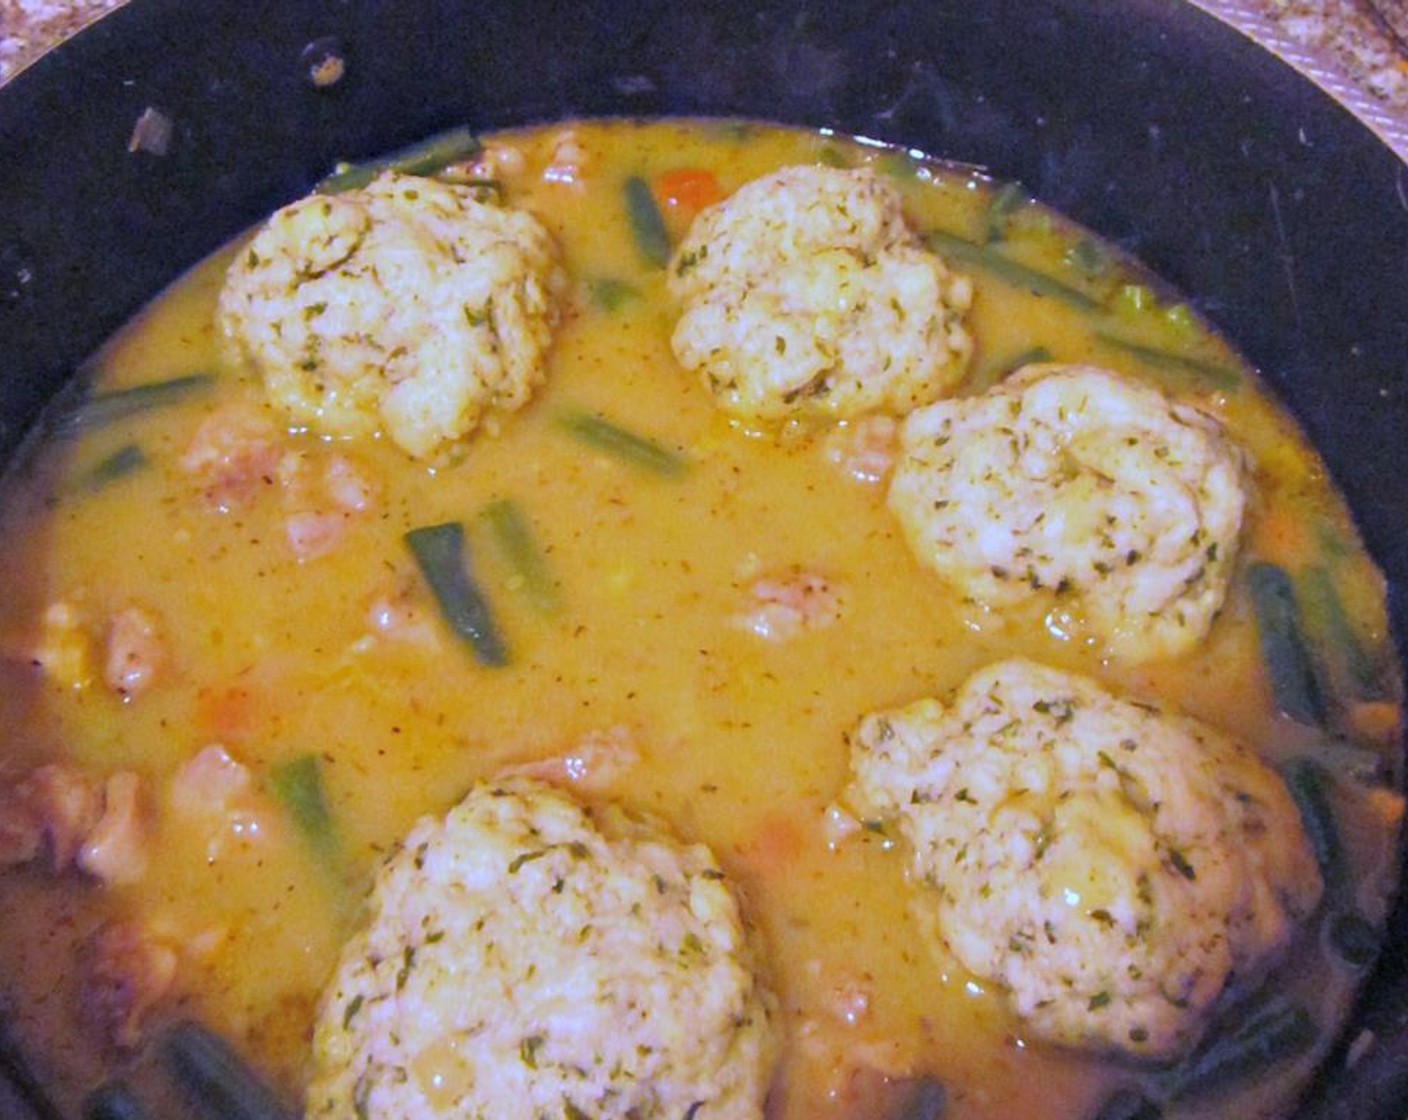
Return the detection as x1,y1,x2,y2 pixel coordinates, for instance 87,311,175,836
77,772,149,885
5,763,103,871
29,600,96,689
822,414,898,484
733,570,844,641
461,142,528,181
0,764,147,886
542,128,588,187
78,920,179,1050
363,578,441,648
503,727,642,791
180,402,282,511
168,745,264,863
280,451,381,562
104,605,166,699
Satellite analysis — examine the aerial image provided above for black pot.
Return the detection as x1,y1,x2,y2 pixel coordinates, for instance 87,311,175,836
1,1,1406,1116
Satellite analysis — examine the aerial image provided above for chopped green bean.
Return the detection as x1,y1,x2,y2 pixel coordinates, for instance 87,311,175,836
77,444,148,493
1328,910,1380,968
55,373,214,435
1167,994,1316,1099
1092,329,1241,391
816,145,851,168
556,409,688,477
1300,732,1391,787
316,125,481,194
589,277,641,313
877,150,923,180
1298,564,1391,704
968,345,1052,394
984,180,1029,243
1247,562,1326,726
268,754,339,865
1088,1088,1162,1120
405,521,509,666
162,1021,294,1120
86,1082,149,1120
1284,756,1344,882
1065,236,1112,280
479,498,561,615
926,229,1099,309
624,175,671,268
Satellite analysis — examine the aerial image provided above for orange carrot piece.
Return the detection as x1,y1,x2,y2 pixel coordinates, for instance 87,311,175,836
655,168,725,216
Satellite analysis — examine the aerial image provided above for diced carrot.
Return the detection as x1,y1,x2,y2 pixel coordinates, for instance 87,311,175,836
1348,700,1402,744
655,168,725,217
1249,505,1316,565
732,811,807,879
194,684,258,743
1364,785,1406,829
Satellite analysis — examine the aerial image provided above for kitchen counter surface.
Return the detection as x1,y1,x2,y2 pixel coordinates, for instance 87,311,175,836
3,0,1408,160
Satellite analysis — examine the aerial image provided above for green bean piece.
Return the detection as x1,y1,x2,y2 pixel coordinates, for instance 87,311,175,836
0,1013,63,1120
1328,910,1380,968
316,125,481,194
268,754,339,865
895,1076,947,1120
1298,564,1391,704
624,175,671,268
1065,236,1112,280
968,345,1052,394
1247,561,1327,726
1088,1088,1162,1120
816,145,851,168
56,373,214,435
556,409,688,477
984,180,1029,243
1285,757,1344,882
162,1021,294,1120
480,498,561,615
1168,995,1316,1099
1092,329,1241,391
926,229,1100,310
405,521,509,666
78,444,148,493
589,277,641,313
86,1082,149,1120
877,150,923,180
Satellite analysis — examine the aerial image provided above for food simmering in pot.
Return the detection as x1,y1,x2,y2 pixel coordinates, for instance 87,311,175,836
0,118,1399,1120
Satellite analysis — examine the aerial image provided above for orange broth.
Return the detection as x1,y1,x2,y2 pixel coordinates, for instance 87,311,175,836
0,118,1400,1120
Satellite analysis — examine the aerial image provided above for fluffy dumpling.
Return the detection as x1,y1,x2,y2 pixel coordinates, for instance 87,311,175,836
305,777,779,1120
887,363,1247,662
845,658,1322,1059
219,172,566,459
668,165,974,420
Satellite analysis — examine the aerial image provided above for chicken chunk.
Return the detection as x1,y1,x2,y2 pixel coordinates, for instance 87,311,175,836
219,171,567,459
845,658,1322,1059
78,919,179,1050
887,364,1246,662
306,778,778,1120
668,165,973,421
0,763,147,886
104,605,166,699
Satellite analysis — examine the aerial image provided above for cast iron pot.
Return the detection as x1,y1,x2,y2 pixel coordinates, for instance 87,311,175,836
2,0,1407,1116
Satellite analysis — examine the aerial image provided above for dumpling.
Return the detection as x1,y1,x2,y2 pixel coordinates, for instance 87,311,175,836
306,777,779,1120
668,165,973,421
845,658,1322,1059
219,172,566,459
887,363,1246,662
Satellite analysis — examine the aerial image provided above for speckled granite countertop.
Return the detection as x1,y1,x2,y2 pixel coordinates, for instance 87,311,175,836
3,0,1408,158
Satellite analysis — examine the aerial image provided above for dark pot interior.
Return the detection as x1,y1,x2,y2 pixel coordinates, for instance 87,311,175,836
2,0,1406,1116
